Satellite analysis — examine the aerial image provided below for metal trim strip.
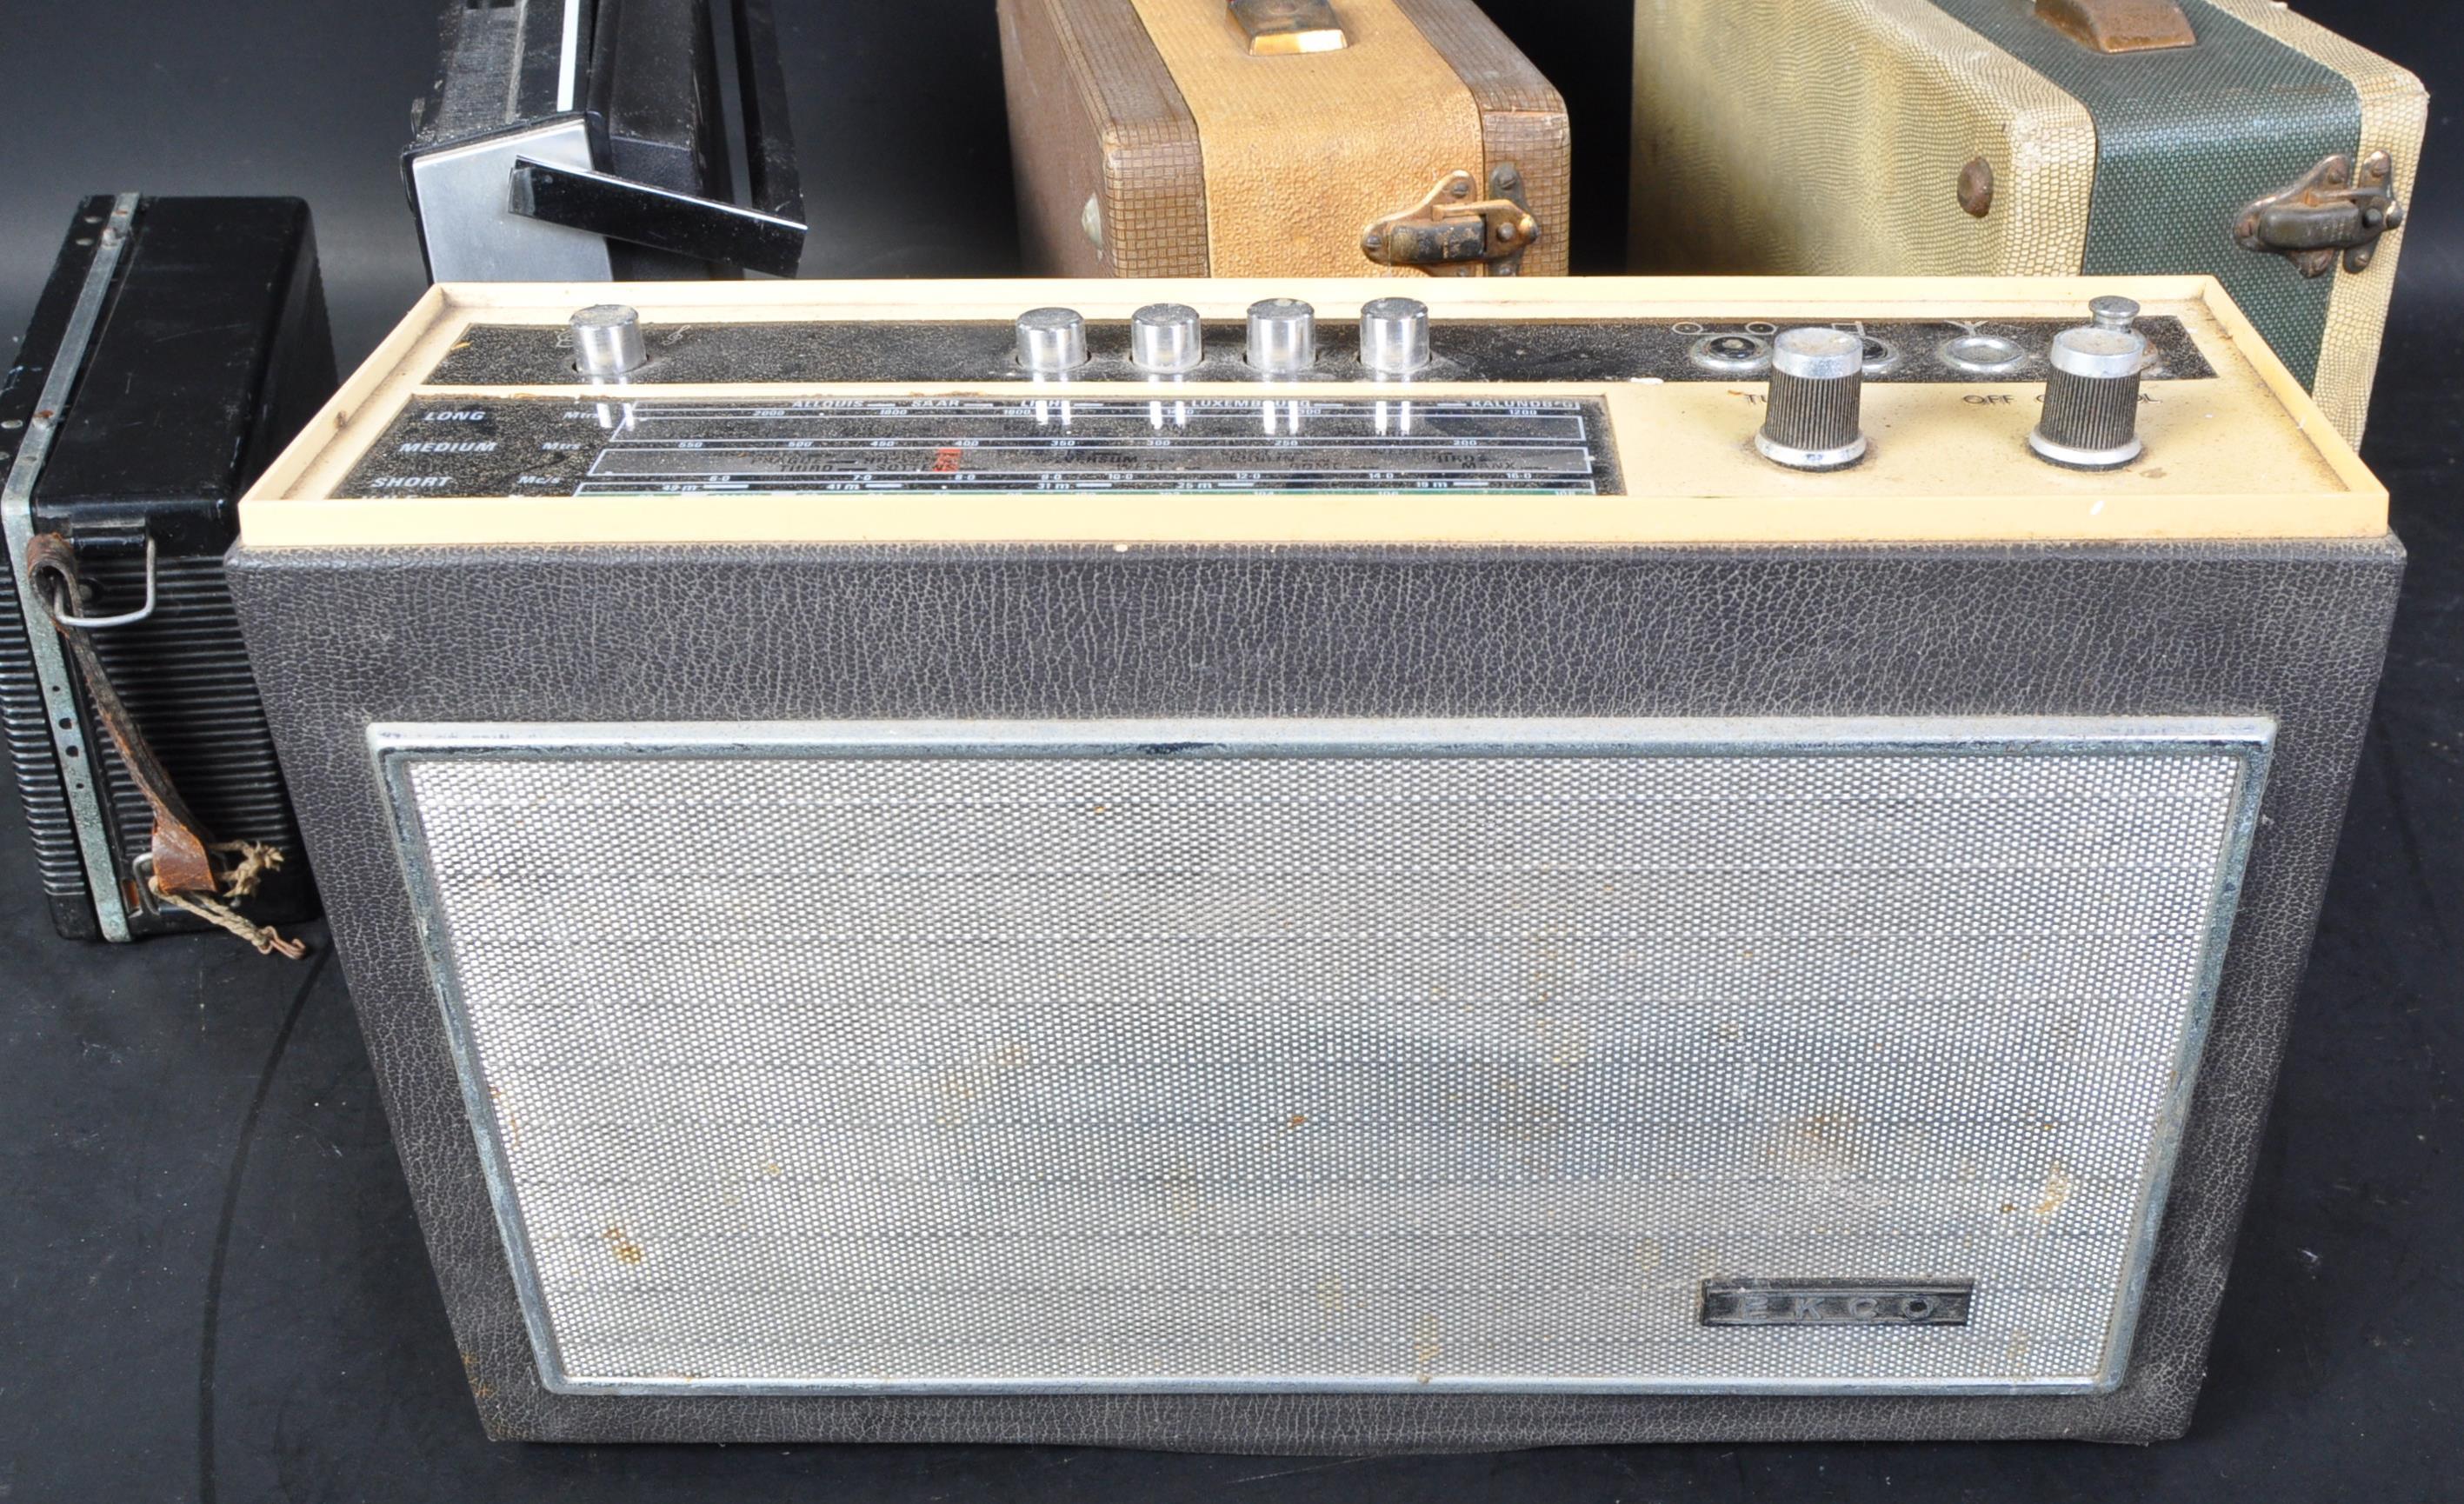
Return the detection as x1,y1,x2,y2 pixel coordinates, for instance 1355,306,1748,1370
1,192,139,942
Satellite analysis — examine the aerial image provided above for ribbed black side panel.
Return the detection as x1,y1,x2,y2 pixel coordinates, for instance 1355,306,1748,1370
73,551,314,935
0,569,86,908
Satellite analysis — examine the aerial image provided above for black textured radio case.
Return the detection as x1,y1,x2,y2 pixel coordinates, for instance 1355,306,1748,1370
223,275,2400,1449
227,536,2400,1448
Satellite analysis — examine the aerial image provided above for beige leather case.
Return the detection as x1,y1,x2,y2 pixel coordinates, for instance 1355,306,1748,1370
1630,0,2425,444
1000,0,1570,279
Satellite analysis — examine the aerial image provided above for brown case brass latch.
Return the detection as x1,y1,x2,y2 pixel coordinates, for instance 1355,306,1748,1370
2237,151,2407,277
2035,0,2197,53
1361,166,1540,276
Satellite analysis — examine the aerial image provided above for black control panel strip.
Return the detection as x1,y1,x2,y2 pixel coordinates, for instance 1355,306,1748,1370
339,396,1622,498
423,316,2215,389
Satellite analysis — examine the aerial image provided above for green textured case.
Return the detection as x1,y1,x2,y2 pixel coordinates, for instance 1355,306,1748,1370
1627,0,2427,443
1928,0,2353,389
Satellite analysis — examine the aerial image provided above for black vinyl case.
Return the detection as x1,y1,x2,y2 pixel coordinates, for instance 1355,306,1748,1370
0,196,336,941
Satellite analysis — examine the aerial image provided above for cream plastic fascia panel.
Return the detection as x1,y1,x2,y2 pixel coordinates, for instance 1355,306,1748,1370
242,276,2386,549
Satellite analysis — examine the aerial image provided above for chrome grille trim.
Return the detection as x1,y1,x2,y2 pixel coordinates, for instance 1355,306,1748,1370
374,716,2271,1398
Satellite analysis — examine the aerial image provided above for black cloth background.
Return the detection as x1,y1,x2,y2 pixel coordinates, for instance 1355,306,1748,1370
0,3,2454,1500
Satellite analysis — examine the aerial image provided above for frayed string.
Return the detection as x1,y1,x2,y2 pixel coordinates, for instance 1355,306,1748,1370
151,840,307,959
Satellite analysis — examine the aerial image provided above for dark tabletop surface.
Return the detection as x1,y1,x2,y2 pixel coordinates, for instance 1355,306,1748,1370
2,2,2456,1500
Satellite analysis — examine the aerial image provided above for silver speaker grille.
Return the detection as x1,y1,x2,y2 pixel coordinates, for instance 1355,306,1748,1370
375,717,2269,1396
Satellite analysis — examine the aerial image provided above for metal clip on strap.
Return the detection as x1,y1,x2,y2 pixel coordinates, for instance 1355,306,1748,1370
26,533,303,957
28,532,216,895
46,534,156,628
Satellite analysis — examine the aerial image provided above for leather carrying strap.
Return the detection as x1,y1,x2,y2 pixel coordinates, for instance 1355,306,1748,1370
27,532,303,956
29,532,217,894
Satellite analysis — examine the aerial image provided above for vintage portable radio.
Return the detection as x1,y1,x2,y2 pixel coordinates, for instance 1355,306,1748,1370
405,0,808,282
1628,0,2425,446
2,195,333,947
998,0,1569,278
229,276,2396,1448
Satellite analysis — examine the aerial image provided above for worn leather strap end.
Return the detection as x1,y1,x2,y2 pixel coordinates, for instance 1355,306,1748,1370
25,532,221,896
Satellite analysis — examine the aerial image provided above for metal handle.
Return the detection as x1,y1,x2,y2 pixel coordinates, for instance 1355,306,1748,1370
2034,0,2196,53
43,534,156,629
508,0,808,276
1228,0,1346,55
510,159,807,278
731,0,806,230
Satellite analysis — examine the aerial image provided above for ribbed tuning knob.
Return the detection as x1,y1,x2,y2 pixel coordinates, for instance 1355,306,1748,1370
2031,300,2147,469
1755,327,1868,471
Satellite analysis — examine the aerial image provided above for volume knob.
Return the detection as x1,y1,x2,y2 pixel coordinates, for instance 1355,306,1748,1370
2030,299,2147,469
1246,297,1315,376
1755,327,1868,471
1015,307,1088,375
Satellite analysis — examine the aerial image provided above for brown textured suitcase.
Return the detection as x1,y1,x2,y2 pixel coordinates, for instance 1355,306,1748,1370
998,0,1569,278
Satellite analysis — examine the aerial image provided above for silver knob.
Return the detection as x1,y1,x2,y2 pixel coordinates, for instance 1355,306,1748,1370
2030,305,2148,470
2089,296,2141,332
1245,297,1315,376
570,304,644,380
1358,296,1431,377
1015,307,1088,375
1129,303,1203,375
1754,327,1868,471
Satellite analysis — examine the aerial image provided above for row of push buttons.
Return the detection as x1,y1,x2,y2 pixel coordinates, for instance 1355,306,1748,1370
1015,298,1435,377
1690,330,2032,378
